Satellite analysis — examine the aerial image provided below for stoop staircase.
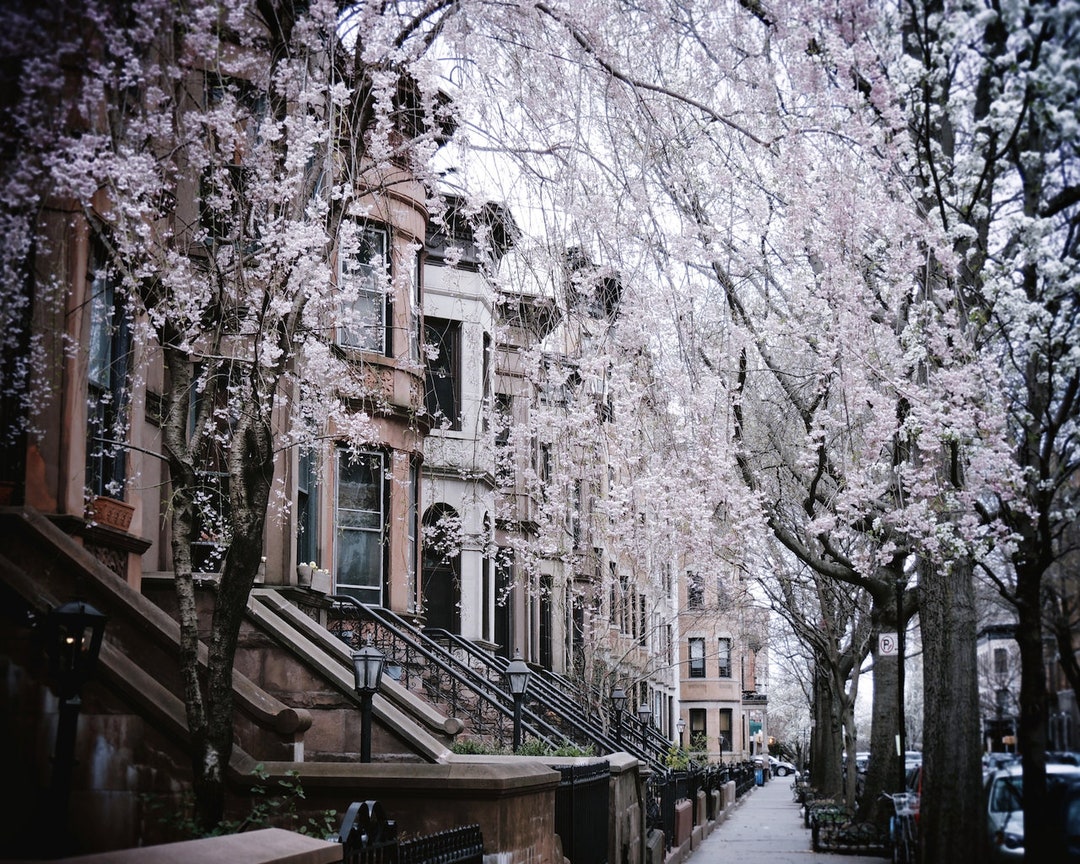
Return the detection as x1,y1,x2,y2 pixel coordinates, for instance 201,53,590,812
321,595,669,769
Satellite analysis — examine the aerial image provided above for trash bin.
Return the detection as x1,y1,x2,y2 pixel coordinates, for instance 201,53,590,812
755,768,764,786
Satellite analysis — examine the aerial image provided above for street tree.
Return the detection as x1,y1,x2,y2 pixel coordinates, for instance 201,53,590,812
883,2,1080,858
1,0,459,831
445,3,1018,858
759,548,873,807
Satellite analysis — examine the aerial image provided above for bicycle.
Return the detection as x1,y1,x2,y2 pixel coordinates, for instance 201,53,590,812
882,791,919,864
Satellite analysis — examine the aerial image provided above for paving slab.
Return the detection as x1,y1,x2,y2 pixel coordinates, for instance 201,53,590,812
686,775,887,864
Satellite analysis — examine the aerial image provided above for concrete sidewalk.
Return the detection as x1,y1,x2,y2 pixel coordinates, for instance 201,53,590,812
686,776,887,863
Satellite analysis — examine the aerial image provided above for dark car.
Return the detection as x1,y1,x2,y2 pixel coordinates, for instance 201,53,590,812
1047,775,1080,862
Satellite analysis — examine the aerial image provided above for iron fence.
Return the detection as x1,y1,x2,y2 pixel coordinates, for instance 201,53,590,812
338,800,484,864
553,761,610,864
644,762,758,850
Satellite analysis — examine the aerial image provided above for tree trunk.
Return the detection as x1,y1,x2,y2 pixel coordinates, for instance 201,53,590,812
160,345,278,832
918,555,981,864
1016,558,1050,862
811,660,844,796
861,636,899,823
160,346,222,831
200,403,276,831
841,677,859,809
858,581,903,825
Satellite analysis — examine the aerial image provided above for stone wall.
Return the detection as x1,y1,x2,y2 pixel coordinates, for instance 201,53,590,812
0,509,564,862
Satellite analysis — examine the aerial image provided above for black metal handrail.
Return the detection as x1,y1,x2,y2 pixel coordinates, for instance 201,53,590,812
523,659,672,770
330,597,569,751
424,627,642,761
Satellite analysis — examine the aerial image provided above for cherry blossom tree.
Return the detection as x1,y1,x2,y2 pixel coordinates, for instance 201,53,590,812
882,2,1080,859
759,548,873,807
443,1,1018,857
1,0,459,830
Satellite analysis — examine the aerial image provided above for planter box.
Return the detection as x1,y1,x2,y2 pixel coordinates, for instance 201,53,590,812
89,495,135,532
310,569,332,594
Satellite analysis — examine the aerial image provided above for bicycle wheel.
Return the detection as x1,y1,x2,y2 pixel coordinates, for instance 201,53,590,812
900,815,917,864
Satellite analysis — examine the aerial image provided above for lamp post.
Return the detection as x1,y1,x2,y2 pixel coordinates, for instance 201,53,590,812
45,600,106,850
352,641,385,763
611,687,627,748
677,718,686,748
718,734,727,765
505,650,531,752
637,702,652,750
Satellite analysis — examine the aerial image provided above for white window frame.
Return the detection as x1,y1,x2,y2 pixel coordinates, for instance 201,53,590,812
334,449,385,605
338,225,389,354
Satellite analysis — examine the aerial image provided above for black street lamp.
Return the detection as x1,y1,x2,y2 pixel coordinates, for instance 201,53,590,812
505,650,531,752
352,641,385,763
677,717,686,748
611,687,627,748
45,600,106,851
718,734,727,764
637,702,652,750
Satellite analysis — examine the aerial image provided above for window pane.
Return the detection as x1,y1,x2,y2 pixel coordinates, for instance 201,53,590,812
424,317,460,429
718,638,731,677
339,226,387,353
297,448,318,566
85,249,130,498
689,637,705,678
687,571,703,607
88,274,113,389
406,457,418,612
336,450,384,604
338,455,381,512
336,527,381,586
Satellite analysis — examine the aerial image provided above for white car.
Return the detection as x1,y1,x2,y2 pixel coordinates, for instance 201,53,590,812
985,761,1080,862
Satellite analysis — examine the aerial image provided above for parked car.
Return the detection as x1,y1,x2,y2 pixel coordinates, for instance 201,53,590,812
846,751,870,773
1048,775,1080,862
983,752,1019,781
984,761,1080,862
769,756,798,777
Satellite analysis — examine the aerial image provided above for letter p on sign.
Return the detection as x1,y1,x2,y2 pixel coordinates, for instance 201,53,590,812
878,633,898,656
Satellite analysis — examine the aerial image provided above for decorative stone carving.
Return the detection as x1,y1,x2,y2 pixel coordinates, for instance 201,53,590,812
88,495,135,532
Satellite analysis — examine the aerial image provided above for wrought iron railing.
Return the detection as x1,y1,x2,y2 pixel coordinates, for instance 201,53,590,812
424,627,681,769
644,762,758,849
328,596,671,767
554,761,611,864
329,597,570,751
424,627,644,761
338,800,483,864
